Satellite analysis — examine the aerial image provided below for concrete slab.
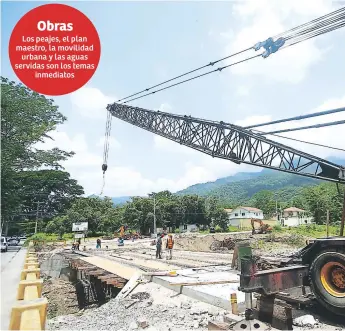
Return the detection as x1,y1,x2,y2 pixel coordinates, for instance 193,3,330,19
79,256,137,280
150,265,249,312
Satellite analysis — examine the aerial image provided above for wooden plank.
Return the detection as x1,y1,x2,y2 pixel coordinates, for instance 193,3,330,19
115,272,141,301
80,256,137,280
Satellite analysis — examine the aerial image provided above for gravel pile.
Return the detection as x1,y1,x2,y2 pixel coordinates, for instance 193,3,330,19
48,281,226,331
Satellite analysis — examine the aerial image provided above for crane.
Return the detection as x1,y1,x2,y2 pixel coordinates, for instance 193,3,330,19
106,102,345,183
104,102,345,317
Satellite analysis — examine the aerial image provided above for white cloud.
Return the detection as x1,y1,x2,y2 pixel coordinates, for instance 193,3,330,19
70,87,115,119
236,95,345,159
223,0,334,83
97,136,121,150
159,103,173,112
35,130,103,169
153,135,197,155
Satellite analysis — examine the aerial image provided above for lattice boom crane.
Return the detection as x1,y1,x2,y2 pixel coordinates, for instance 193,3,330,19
106,102,345,184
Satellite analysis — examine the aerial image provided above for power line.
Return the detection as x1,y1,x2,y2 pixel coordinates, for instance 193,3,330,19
262,120,345,134
117,7,345,104
244,107,345,129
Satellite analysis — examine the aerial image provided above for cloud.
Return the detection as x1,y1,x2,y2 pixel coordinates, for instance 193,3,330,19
222,0,334,83
159,103,173,112
236,95,345,159
97,136,121,150
70,87,115,119
153,135,197,155
35,130,102,168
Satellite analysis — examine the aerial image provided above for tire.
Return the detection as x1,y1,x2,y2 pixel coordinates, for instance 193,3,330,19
309,250,345,316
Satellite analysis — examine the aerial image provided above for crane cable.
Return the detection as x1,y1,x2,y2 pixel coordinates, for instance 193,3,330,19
244,107,345,129
118,7,345,104
253,130,345,152
261,119,345,134
100,110,112,195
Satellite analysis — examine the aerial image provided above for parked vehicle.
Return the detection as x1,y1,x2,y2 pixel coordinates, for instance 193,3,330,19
1,237,8,252
7,238,20,246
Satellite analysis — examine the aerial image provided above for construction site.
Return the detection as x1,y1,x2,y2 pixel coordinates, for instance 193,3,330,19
30,229,344,331
2,3,345,331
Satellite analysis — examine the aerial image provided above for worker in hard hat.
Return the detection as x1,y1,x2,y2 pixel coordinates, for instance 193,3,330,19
166,234,174,260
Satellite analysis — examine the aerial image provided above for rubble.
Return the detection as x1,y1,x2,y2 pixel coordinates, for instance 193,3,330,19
47,281,228,331
293,315,318,328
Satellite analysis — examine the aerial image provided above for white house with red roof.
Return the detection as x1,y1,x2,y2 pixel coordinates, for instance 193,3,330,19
280,207,313,227
225,206,264,228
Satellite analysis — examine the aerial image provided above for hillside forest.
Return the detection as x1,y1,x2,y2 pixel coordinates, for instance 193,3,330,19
1,77,344,237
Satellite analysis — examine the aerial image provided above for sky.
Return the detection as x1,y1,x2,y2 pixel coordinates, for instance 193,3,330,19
2,0,345,197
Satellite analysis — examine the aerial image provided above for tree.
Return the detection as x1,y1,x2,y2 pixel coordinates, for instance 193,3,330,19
1,77,77,230
301,183,344,225
252,190,276,217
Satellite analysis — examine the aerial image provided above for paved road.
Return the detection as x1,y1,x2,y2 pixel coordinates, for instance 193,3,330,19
1,245,26,331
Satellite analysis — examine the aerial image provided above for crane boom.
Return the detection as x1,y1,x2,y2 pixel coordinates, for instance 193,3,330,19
107,103,345,183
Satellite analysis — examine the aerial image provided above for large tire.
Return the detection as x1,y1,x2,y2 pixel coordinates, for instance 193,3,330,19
309,250,345,316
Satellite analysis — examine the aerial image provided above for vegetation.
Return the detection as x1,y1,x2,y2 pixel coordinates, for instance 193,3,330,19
1,77,83,235
2,77,344,239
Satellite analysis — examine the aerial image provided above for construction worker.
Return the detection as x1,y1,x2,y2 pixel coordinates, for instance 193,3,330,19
156,233,162,259
166,234,174,260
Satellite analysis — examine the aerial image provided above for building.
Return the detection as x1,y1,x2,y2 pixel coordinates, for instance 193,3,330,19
280,207,313,227
179,224,198,233
226,206,264,229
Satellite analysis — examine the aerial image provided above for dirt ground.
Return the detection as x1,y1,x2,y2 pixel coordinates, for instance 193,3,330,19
42,277,79,319
39,232,344,331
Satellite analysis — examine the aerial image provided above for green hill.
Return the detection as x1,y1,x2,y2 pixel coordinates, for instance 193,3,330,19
176,169,319,206
176,158,345,206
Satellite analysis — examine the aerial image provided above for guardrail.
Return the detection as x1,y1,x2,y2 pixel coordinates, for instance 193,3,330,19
9,242,48,330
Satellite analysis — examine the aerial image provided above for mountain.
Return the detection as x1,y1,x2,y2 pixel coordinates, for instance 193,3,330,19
176,157,345,206
111,196,132,206
92,157,344,207
88,194,132,206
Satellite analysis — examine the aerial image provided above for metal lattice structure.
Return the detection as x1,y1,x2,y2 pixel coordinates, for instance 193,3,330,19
107,103,345,183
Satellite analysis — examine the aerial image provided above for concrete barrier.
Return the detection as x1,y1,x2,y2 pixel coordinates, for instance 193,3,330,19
9,243,48,330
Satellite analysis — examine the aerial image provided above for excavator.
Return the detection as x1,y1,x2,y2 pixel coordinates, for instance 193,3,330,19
251,218,272,235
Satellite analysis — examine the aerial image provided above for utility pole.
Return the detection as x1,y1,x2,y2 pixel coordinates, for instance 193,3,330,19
34,202,42,234
153,193,157,235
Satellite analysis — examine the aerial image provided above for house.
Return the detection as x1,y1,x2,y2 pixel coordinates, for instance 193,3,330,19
226,206,264,229
179,224,198,233
280,207,313,227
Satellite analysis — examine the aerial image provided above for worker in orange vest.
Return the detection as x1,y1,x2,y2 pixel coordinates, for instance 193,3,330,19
166,234,174,260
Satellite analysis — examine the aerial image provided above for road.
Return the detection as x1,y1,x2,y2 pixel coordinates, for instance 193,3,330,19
1,245,26,331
